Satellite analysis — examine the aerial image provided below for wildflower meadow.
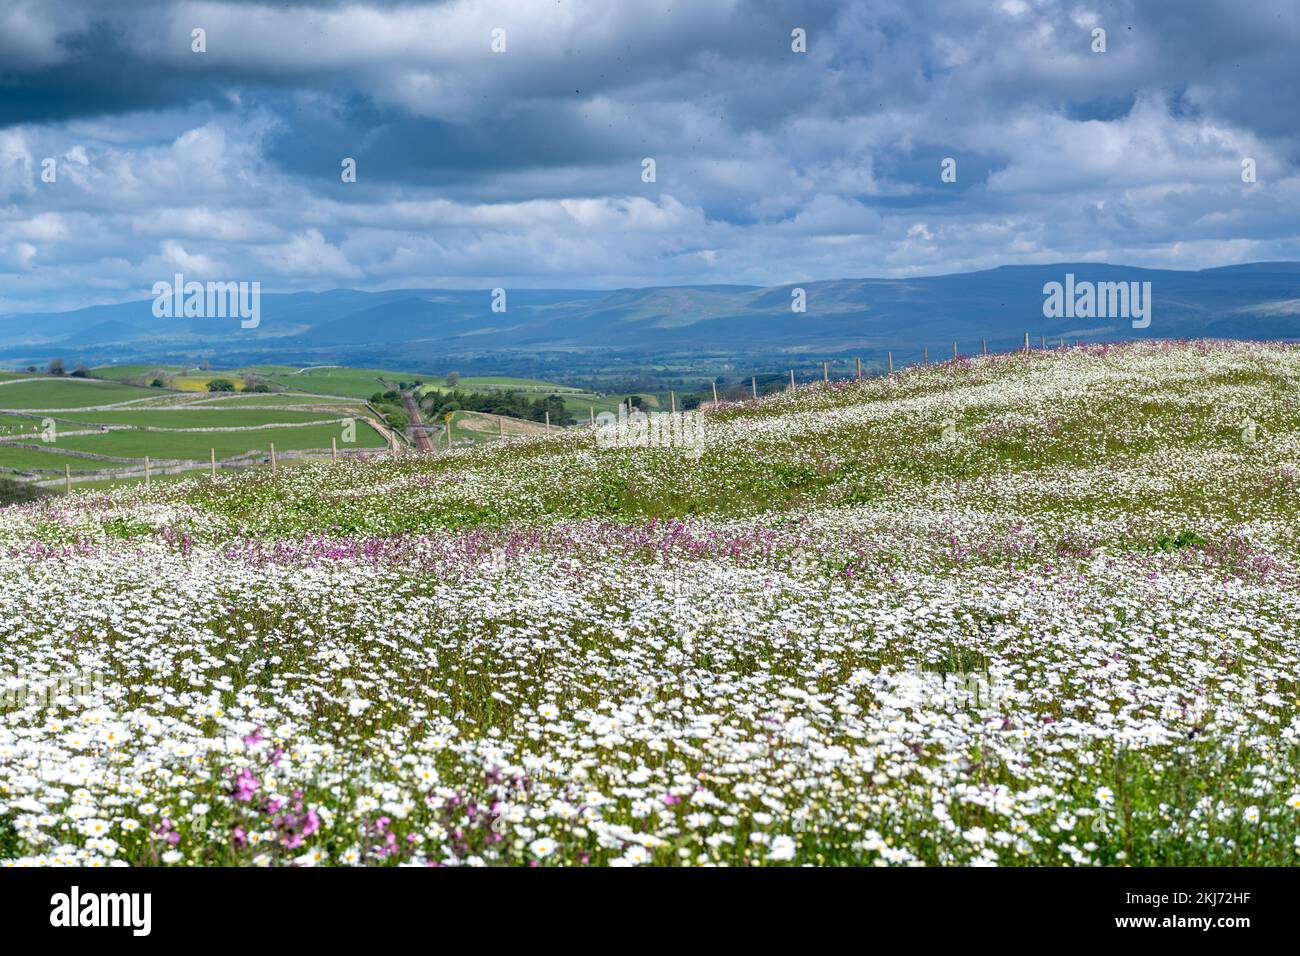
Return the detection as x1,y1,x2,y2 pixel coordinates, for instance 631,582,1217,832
2,341,1298,867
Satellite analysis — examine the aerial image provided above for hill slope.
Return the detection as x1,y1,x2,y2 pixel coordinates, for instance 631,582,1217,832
2,263,1298,368
1,340,1298,867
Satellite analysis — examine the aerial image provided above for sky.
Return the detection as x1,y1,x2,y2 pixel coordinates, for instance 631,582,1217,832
1,0,1299,313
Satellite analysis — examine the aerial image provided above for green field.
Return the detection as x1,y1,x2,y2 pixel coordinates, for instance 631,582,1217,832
194,392,359,406
256,366,414,399
457,376,587,392
62,408,352,428
0,412,41,433
0,365,639,485
55,421,386,459
0,377,147,408
0,444,109,472
0,373,388,483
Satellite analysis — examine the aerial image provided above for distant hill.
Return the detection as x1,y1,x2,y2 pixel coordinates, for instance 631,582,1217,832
3,262,1298,367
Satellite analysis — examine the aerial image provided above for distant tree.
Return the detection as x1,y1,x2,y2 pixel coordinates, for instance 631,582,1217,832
24,366,37,373
446,371,461,388
206,378,237,392
199,358,211,371
47,358,66,376
724,384,750,401
150,378,167,389
542,395,575,426
70,361,91,378
0,476,49,506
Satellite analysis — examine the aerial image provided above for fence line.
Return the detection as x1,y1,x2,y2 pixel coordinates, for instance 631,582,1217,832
28,333,1071,490
699,331,1071,405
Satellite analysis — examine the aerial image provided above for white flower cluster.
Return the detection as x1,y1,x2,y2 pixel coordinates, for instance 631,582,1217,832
1,341,1298,867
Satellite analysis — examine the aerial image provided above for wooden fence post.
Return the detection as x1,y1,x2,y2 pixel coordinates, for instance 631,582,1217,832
887,351,893,373
751,376,758,399
588,407,594,427
670,391,676,414
65,463,71,495
822,361,828,382
270,443,277,472
212,447,217,475
144,456,150,489
982,337,987,356
1040,335,1046,350
856,357,862,379
545,410,550,431
711,381,718,404
953,341,958,360
331,437,337,461
1024,331,1030,353
790,369,795,389
923,346,928,365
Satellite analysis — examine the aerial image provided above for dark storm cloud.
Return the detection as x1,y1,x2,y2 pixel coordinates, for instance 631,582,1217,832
1,0,1299,312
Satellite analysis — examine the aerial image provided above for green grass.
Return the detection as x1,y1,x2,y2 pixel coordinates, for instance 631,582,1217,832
2,342,1299,868
0,377,148,409
65,458,325,491
0,413,42,433
194,393,360,406
259,366,413,399
0,444,108,472
458,376,587,392
0,372,382,478
62,408,354,429
53,421,387,459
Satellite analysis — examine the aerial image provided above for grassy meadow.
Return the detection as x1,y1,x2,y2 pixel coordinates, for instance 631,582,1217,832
0,340,1297,867
0,370,388,484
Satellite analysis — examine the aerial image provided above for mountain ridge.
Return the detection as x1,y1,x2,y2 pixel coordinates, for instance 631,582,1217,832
3,261,1298,368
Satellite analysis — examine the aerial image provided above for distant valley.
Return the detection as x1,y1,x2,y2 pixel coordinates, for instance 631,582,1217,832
3,262,1299,376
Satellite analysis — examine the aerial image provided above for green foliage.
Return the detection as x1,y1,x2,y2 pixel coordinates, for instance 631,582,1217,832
103,515,154,539
422,388,575,426
0,477,47,507
206,379,237,392
1154,530,1208,551
0,814,19,859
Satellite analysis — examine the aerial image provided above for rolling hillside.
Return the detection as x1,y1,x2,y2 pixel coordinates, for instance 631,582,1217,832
1,340,1297,866
0,375,388,485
